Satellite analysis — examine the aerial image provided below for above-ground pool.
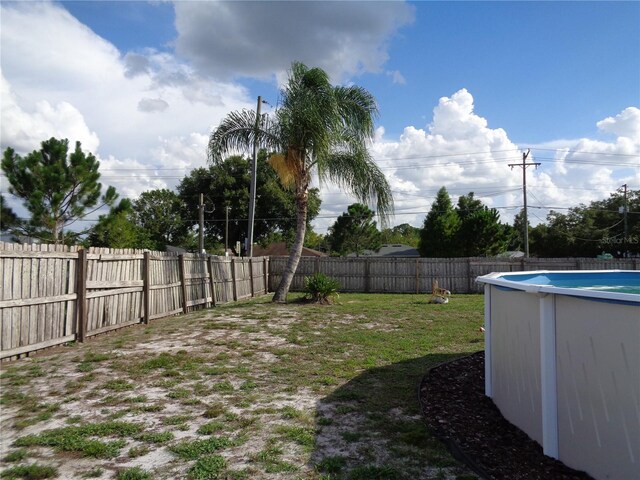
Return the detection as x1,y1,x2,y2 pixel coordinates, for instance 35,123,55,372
476,270,639,480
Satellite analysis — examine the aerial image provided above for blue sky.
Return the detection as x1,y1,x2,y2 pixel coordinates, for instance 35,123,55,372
1,1,639,233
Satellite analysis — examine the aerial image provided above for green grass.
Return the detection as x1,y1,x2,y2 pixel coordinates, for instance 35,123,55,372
187,455,227,480
1,293,484,480
14,421,143,458
115,467,152,480
3,448,28,462
0,463,58,479
169,436,233,460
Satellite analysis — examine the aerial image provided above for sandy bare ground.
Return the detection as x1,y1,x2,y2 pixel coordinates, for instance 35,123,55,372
0,299,474,480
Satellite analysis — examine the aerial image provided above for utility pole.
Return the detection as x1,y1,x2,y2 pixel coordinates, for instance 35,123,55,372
198,193,205,254
622,183,628,257
225,206,230,256
247,96,264,257
509,149,540,258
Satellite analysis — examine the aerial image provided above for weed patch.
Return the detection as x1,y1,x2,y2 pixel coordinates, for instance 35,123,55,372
187,454,227,480
169,436,232,460
115,467,152,480
0,463,58,479
14,421,143,458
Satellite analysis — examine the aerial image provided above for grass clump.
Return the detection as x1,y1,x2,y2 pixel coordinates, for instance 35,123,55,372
115,467,152,480
203,403,227,418
80,467,103,478
102,379,134,392
275,425,315,449
169,436,232,460
347,465,400,480
197,421,225,435
0,463,58,479
254,445,298,473
135,431,174,444
3,448,28,462
128,445,150,458
187,454,227,480
316,455,347,475
14,421,142,458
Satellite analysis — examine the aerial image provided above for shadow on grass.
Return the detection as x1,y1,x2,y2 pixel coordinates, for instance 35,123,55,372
312,352,480,480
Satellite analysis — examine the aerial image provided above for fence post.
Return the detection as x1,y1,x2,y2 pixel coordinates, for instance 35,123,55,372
179,254,188,314
364,258,371,293
263,257,269,294
415,258,420,294
207,256,217,307
76,249,88,342
231,258,238,301
143,252,150,324
249,258,255,297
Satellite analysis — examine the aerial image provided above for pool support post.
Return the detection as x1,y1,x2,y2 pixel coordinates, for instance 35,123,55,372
539,293,559,459
484,283,492,398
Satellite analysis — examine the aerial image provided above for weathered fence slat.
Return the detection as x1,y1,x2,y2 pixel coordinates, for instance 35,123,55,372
2,240,638,360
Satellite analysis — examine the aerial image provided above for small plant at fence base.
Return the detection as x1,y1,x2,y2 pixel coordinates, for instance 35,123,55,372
303,273,340,304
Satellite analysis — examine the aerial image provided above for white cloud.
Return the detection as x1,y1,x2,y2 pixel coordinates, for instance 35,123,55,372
596,107,640,143
0,73,100,154
1,2,636,238
0,1,252,212
138,98,170,113
310,91,639,234
386,70,406,85
173,1,415,82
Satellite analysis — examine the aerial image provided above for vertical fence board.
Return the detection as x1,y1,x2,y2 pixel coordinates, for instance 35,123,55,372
2,241,638,359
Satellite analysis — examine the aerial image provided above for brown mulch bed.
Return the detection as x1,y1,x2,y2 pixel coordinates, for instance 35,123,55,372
419,352,594,480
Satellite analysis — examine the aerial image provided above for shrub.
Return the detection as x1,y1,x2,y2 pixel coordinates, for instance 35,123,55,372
303,273,340,304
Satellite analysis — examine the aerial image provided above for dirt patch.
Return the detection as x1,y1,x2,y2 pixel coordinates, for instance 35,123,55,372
1,299,477,480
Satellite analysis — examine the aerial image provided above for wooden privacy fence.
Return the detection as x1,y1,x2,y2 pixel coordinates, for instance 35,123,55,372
268,256,640,294
3,242,639,360
0,242,269,360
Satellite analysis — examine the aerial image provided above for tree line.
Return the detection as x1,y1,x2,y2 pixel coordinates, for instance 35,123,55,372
1,62,394,302
2,58,637,304
2,138,638,260
1,138,322,255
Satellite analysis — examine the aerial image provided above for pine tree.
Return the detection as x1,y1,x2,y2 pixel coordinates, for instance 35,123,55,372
2,137,117,244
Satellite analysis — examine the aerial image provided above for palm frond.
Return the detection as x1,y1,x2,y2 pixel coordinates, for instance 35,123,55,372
208,110,280,164
268,153,295,189
321,148,394,225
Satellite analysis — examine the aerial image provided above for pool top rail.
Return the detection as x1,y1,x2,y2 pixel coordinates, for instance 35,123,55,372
477,270,640,304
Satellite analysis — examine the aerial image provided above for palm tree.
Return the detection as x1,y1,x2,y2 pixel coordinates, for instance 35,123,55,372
208,62,393,302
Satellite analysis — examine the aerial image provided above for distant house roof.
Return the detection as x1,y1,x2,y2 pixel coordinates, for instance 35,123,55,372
252,242,327,257
166,245,187,254
347,244,420,257
495,250,525,259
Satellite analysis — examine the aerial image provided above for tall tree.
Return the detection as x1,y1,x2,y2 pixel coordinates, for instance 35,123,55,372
86,199,151,249
177,153,321,253
455,192,509,256
208,61,392,301
418,187,460,257
380,223,420,247
528,189,640,258
0,195,20,233
1,137,117,244
132,189,190,251
327,203,382,256
509,209,528,252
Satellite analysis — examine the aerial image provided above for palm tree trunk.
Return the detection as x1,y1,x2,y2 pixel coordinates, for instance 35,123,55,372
272,188,308,302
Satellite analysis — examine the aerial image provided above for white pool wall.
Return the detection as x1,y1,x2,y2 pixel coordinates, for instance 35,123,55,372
477,270,640,480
